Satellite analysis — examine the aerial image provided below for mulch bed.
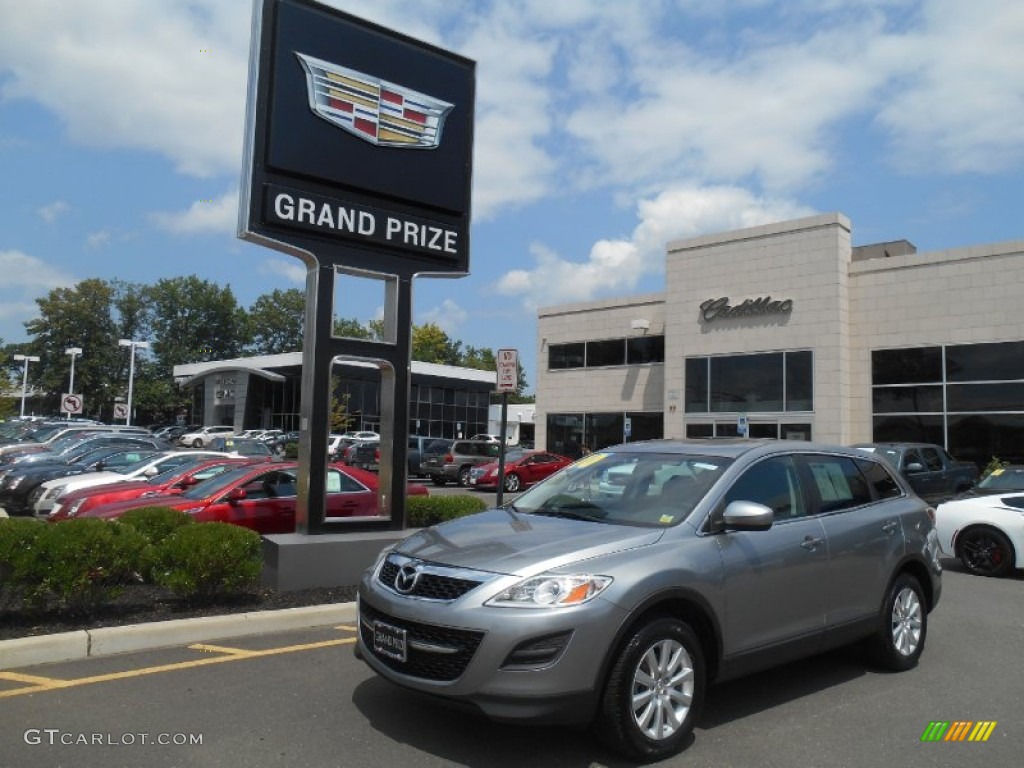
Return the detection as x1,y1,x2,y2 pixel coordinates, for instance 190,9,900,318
0,584,357,642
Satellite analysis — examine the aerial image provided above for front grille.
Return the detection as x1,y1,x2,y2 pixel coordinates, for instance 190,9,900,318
378,560,483,601
360,601,484,681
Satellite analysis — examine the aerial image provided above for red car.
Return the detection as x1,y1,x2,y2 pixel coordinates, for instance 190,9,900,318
47,457,257,521
70,462,428,534
466,450,573,492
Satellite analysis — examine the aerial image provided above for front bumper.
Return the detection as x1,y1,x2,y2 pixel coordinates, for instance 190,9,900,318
355,568,628,726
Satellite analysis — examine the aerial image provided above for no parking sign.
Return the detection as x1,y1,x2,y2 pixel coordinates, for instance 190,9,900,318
113,403,129,420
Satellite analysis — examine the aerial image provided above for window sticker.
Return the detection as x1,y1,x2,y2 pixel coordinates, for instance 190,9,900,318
809,462,853,502
659,514,675,524
572,452,608,470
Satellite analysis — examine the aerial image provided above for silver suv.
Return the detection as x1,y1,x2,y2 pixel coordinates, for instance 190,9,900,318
356,440,943,762
421,439,502,486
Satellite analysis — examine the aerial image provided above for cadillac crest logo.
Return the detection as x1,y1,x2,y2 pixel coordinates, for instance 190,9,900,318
296,53,454,148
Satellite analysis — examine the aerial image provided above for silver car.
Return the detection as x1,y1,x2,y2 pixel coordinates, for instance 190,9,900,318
356,440,943,762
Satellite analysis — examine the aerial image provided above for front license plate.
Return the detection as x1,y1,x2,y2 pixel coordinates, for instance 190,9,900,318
373,621,407,662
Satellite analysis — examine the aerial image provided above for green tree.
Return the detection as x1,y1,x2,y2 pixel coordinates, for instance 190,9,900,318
20,279,127,417
144,276,251,379
412,323,461,365
248,288,305,355
332,316,376,340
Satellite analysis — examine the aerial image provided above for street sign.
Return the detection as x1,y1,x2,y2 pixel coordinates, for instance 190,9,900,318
497,349,518,393
624,416,632,438
737,414,749,437
113,403,129,420
61,393,83,415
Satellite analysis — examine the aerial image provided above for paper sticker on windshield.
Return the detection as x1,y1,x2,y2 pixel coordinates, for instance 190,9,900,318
572,452,608,470
991,468,1004,476
694,463,719,471
659,514,675,524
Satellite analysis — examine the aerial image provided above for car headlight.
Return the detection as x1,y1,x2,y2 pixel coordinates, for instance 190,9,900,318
486,574,613,608
66,499,85,517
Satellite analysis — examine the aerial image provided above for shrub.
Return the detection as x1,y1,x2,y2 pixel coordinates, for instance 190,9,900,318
119,506,196,544
284,441,299,458
33,519,149,612
151,522,262,600
406,495,487,527
0,518,47,607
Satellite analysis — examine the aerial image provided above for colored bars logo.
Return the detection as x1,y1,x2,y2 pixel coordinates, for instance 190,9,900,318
921,721,997,742
295,53,454,149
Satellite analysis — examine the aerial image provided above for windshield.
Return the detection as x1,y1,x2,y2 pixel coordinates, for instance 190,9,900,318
977,467,1024,491
181,465,257,500
511,451,733,527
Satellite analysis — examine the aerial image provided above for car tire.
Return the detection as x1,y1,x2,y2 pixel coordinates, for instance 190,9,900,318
956,526,1015,577
192,439,203,448
594,617,704,762
868,573,926,671
503,473,522,493
457,466,471,487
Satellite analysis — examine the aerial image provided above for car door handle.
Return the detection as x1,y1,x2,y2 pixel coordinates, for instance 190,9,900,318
882,521,899,534
801,536,824,550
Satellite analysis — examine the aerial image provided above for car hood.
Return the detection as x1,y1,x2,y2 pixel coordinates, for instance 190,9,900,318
394,508,666,577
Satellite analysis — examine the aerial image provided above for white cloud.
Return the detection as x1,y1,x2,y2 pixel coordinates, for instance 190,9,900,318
0,0,249,178
875,0,1024,172
37,201,69,223
150,191,238,236
418,299,468,334
0,250,76,342
86,230,112,249
259,258,307,285
496,184,814,309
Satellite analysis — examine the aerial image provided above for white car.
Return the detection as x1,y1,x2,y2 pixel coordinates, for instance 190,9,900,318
934,493,1024,577
341,431,380,442
31,450,224,515
178,425,235,447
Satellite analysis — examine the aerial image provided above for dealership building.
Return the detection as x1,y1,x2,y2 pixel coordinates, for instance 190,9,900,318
536,212,1024,466
174,353,495,440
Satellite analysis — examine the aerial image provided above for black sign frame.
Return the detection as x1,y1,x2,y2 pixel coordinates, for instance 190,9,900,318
239,0,475,534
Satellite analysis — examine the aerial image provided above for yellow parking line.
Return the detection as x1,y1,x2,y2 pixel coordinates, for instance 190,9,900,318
188,643,254,656
0,635,355,699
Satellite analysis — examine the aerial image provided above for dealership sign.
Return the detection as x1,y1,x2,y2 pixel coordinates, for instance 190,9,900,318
238,0,474,275
700,296,793,323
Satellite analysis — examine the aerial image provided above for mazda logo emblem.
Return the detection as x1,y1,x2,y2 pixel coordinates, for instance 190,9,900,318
395,564,421,594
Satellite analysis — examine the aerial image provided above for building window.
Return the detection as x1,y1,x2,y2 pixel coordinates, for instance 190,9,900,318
685,351,813,413
549,336,665,370
548,411,664,454
871,341,1024,465
549,343,585,369
627,336,665,364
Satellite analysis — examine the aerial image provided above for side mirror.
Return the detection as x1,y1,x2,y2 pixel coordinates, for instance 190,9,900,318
721,500,774,531
179,476,199,487
225,487,247,503
905,462,925,473
143,466,159,477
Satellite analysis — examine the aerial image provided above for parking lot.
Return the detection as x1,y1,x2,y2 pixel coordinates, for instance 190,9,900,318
0,561,1018,768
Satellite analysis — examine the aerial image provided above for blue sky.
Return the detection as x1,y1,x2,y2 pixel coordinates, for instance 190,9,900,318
1,0,1022,391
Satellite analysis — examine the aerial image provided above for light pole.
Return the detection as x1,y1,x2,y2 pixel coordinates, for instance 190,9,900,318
12,354,41,418
118,339,149,426
65,347,82,419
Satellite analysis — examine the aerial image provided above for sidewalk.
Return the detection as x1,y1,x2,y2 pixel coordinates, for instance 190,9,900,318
0,602,357,669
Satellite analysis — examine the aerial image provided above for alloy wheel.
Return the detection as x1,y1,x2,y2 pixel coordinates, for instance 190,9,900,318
631,638,695,741
890,586,923,657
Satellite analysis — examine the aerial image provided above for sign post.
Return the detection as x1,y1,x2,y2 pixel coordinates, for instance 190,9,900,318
239,0,475,534
495,349,518,507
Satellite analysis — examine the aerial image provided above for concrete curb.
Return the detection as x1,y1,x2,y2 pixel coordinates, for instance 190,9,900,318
0,602,357,669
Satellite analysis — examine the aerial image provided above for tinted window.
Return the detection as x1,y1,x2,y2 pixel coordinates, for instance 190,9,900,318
627,335,665,364
710,353,783,412
685,358,709,413
722,456,805,520
857,459,903,499
873,386,944,414
587,339,626,367
920,448,945,472
947,382,1024,412
872,347,942,385
549,343,585,369
945,340,1024,382
805,456,872,513
785,351,813,411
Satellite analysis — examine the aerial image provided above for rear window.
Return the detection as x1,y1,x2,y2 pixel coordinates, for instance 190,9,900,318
857,459,903,499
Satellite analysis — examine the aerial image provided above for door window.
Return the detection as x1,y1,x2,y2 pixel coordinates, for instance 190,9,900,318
804,456,872,513
721,456,806,521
